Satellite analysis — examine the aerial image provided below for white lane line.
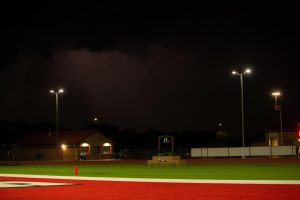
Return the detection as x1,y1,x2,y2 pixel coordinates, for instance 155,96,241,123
1,174,300,185
0,181,74,188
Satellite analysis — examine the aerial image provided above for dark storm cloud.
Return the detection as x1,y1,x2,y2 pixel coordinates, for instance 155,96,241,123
0,2,299,133
0,46,214,131
1,2,298,65
0,3,271,65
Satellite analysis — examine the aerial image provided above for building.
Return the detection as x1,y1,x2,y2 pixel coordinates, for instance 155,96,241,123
265,131,297,146
15,130,113,161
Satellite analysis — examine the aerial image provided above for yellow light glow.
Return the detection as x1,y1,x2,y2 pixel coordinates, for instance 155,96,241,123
103,143,111,147
81,143,89,147
232,71,237,75
61,144,67,150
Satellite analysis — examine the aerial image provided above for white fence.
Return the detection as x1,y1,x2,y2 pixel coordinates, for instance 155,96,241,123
191,146,297,157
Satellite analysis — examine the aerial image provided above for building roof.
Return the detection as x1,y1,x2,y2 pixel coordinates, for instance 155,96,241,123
15,130,101,146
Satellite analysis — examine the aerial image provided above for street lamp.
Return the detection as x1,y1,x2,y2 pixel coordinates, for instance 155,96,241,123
50,88,64,160
272,91,283,145
217,123,224,140
232,68,252,157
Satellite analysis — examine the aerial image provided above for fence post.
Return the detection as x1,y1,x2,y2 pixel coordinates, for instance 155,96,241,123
249,146,251,157
227,147,230,157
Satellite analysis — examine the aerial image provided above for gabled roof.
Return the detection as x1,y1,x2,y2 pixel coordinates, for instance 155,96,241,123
15,130,100,146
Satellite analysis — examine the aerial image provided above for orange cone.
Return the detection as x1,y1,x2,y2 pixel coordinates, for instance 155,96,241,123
74,165,78,176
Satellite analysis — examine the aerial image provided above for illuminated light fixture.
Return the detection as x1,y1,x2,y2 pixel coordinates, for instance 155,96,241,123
271,90,283,145
81,143,89,147
61,144,67,150
245,68,251,74
231,67,253,156
272,91,281,96
103,143,111,147
49,88,65,160
50,89,64,94
232,68,252,76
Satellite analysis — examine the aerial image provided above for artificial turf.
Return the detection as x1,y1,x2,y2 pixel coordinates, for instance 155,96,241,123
1,163,300,180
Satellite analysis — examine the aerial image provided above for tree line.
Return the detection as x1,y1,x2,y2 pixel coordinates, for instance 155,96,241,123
1,120,263,149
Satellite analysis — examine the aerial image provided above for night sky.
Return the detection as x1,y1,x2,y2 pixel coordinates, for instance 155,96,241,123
0,2,299,136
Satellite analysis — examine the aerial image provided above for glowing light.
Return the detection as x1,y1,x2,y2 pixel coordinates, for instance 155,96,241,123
272,91,281,96
50,88,64,94
245,69,251,74
232,69,252,75
103,143,111,147
81,143,89,147
61,144,67,150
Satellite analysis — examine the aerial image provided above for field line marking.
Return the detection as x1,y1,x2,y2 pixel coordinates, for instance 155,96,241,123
1,174,300,185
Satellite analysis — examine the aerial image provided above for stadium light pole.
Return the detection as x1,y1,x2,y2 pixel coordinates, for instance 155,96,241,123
50,88,64,160
232,68,251,158
272,91,283,145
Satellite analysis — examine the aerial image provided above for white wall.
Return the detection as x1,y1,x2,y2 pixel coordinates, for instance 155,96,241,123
191,146,296,157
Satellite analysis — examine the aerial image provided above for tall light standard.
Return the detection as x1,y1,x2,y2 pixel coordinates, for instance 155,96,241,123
50,88,64,160
232,68,251,157
272,91,283,145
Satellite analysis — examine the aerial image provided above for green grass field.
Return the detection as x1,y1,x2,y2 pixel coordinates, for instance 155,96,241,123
1,163,300,180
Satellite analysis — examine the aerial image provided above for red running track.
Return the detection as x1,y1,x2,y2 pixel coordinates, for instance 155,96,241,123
1,176,299,200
